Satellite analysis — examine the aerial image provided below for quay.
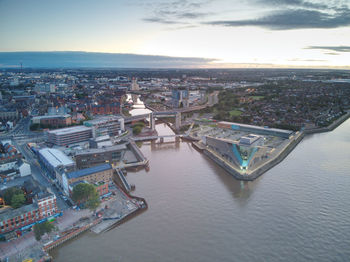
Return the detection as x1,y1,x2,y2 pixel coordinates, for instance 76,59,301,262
304,111,350,134
199,131,304,181
192,112,350,181
43,218,102,252
91,194,147,234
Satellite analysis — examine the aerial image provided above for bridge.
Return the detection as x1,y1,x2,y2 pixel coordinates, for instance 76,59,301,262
124,103,214,131
125,111,181,130
130,134,183,142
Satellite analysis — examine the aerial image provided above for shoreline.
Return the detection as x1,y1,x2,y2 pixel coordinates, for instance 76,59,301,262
304,111,350,134
192,112,350,181
198,131,304,181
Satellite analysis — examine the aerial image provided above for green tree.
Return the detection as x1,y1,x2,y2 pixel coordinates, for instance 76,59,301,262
3,187,24,206
11,193,26,208
72,183,100,211
132,125,143,135
34,221,56,241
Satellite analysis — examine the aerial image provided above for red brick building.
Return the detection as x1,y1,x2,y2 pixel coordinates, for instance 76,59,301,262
31,114,72,128
0,192,58,236
90,102,120,115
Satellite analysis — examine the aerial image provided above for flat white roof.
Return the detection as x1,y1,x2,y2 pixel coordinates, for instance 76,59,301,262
32,114,71,120
39,148,74,167
47,125,91,135
84,115,123,125
219,121,293,135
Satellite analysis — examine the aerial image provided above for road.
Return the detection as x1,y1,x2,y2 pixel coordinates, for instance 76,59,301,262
0,116,46,143
10,138,69,211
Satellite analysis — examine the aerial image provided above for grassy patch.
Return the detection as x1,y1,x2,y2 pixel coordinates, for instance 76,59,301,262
229,110,242,117
251,96,265,100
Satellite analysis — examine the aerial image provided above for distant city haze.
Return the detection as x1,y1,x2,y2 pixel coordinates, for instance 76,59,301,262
0,0,349,68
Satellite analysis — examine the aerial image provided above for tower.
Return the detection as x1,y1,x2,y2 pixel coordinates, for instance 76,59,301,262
131,77,139,91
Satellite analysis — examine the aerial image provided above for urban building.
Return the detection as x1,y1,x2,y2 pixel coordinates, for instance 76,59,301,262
131,77,139,91
0,107,19,122
38,148,75,178
84,115,124,138
172,89,189,108
217,121,293,139
204,135,265,171
0,177,59,238
69,180,109,198
62,164,113,195
90,102,120,115
75,144,127,169
0,141,30,182
88,135,113,149
31,114,72,128
47,125,92,146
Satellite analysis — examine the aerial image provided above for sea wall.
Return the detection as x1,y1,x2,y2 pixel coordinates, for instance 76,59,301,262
304,111,350,135
201,132,305,181
44,218,102,252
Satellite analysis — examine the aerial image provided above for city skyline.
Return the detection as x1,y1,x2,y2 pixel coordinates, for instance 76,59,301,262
1,0,350,68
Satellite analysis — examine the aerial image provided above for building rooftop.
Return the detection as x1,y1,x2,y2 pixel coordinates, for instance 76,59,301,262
32,114,71,120
66,164,112,180
75,143,127,156
84,115,123,126
0,203,38,222
91,135,110,142
47,125,91,136
39,148,74,168
219,121,293,135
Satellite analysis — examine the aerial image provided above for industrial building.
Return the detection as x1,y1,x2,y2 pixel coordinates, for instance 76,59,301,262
47,125,92,146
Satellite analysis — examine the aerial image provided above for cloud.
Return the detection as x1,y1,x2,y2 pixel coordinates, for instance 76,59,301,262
143,0,213,25
204,8,350,30
324,52,340,55
0,51,217,68
254,0,328,10
143,18,181,24
288,58,327,62
305,46,350,52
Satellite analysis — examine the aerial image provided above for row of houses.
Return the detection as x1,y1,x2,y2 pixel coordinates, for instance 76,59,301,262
0,177,59,238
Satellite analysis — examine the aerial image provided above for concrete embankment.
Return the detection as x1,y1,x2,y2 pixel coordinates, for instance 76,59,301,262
200,132,305,181
304,111,350,134
91,195,148,234
44,218,102,252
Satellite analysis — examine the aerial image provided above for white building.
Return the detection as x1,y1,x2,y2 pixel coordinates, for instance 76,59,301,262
19,161,31,176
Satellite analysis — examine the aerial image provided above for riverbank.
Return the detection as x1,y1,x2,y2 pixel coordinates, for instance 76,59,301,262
44,185,147,254
192,111,350,181
304,111,350,134
196,130,304,181
91,194,147,234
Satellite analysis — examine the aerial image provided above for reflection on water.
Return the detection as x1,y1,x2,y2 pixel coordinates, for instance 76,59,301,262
52,120,350,262
126,94,152,116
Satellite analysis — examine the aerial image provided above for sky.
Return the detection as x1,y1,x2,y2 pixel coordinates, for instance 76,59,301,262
0,0,350,68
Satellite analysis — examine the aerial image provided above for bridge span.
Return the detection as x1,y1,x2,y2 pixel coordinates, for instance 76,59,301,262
125,111,181,130
131,134,183,142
